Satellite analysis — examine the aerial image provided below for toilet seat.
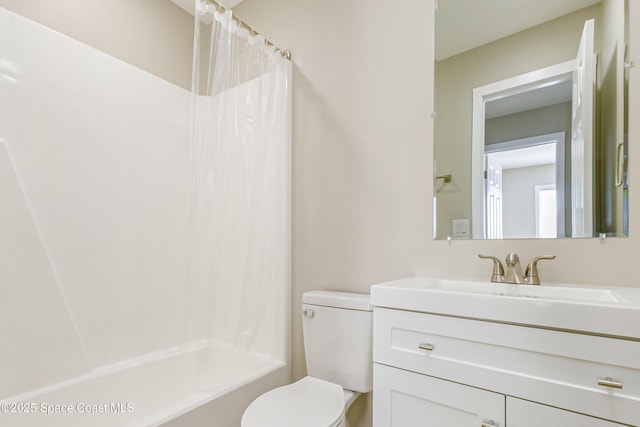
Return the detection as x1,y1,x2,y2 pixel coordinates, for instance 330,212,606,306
241,376,345,427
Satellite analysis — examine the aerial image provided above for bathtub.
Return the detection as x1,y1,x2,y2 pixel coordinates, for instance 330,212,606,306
0,342,288,427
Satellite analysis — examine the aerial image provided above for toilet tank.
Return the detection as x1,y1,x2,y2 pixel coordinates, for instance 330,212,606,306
302,291,373,393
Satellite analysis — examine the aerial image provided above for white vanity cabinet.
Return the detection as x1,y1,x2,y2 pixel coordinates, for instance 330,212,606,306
374,365,624,426
372,307,640,427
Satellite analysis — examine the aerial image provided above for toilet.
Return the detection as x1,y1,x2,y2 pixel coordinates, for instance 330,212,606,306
241,290,373,427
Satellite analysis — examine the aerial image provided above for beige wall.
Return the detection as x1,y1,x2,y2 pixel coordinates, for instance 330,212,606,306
434,5,602,239
233,1,433,425
235,1,640,427
0,0,194,89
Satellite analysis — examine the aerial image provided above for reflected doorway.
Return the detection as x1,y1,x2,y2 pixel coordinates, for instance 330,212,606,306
484,132,566,239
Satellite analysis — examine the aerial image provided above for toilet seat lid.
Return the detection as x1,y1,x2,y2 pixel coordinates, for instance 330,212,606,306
242,376,345,427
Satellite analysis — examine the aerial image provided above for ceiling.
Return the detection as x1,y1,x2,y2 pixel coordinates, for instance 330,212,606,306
488,143,556,170
436,0,601,60
485,77,573,119
174,1,600,62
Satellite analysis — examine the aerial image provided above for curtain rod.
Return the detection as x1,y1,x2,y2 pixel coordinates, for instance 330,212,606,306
207,0,292,60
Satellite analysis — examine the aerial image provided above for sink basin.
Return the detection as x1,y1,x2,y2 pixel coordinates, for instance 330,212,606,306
370,277,640,340
428,279,622,303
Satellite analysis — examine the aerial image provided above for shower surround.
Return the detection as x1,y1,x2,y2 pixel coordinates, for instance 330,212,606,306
0,4,291,426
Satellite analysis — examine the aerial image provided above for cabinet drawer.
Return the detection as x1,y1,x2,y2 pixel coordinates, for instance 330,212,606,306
507,397,625,426
373,307,640,426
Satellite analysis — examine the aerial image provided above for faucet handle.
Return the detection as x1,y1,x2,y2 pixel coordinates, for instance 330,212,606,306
478,254,505,283
524,255,556,285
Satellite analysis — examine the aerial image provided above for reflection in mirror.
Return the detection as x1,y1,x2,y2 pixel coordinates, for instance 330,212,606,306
433,0,629,240
484,132,566,239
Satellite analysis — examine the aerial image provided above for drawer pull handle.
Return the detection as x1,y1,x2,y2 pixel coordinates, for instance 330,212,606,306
481,420,499,427
597,377,623,389
418,343,435,351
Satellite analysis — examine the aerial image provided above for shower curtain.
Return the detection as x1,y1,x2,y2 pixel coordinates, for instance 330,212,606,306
187,2,292,388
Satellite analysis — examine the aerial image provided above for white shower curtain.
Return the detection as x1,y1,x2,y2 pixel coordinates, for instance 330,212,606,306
187,2,292,388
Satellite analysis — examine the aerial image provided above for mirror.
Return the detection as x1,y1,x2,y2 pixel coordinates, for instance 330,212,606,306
434,0,629,240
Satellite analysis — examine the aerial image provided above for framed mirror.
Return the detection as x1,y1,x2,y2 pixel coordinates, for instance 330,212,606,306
433,0,629,240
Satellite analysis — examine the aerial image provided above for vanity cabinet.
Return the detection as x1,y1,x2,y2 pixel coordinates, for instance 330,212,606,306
374,365,624,426
372,307,639,427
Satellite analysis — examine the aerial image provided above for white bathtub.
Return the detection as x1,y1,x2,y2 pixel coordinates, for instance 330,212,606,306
0,342,288,427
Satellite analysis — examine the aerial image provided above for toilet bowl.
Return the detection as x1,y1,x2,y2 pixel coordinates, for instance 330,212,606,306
242,376,357,427
241,291,373,427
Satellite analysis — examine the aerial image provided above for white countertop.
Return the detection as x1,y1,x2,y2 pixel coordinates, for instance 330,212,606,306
371,276,640,340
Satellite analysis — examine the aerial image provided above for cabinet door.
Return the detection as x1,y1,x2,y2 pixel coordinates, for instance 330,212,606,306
507,397,626,427
374,364,505,427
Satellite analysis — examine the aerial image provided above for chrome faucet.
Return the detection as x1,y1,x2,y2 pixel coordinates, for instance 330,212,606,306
479,253,556,285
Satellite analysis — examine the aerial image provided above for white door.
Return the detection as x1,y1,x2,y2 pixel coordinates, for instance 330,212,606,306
374,364,505,427
571,19,595,237
485,154,503,239
507,397,625,426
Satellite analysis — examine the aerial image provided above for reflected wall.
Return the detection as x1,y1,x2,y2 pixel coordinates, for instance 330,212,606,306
433,4,620,239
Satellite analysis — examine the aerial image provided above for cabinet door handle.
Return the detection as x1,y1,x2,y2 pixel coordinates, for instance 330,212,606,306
418,343,435,351
481,420,499,427
615,143,624,187
597,377,623,389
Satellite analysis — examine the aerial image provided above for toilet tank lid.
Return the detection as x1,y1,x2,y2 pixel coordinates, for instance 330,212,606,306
303,291,372,311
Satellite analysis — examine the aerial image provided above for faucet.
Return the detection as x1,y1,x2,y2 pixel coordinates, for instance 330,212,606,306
504,252,524,284
479,253,556,285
